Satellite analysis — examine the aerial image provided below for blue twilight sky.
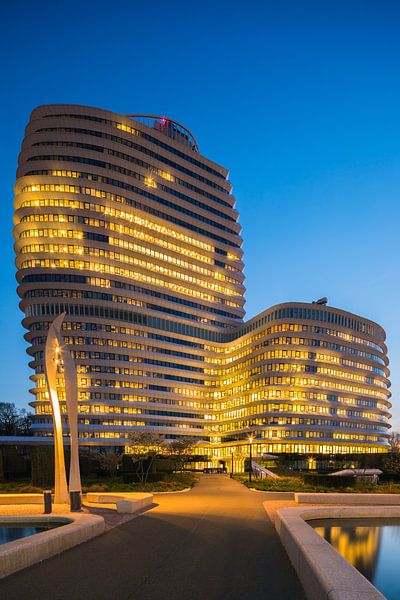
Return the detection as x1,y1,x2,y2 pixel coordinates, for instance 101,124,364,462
0,0,399,425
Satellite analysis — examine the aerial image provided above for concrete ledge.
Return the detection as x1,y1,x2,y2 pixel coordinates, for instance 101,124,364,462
0,513,105,579
0,494,44,505
250,490,295,500
116,500,139,513
270,504,400,599
86,492,153,512
295,493,400,505
154,487,191,494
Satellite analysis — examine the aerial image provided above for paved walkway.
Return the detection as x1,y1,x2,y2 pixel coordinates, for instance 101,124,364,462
0,475,305,600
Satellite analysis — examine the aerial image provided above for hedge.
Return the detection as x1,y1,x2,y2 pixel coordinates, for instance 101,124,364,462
303,473,355,488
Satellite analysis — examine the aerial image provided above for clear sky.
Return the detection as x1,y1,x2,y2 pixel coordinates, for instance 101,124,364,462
0,0,399,426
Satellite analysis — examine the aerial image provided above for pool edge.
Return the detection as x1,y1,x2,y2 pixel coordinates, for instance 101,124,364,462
0,513,105,579
267,504,400,600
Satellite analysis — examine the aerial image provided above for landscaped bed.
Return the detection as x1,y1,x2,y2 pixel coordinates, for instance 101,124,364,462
0,472,199,495
235,474,400,494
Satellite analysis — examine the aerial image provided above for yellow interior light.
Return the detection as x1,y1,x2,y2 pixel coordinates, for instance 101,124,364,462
144,177,157,188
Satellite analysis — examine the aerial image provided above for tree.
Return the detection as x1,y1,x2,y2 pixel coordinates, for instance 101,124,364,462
18,410,33,436
388,431,400,453
126,431,165,483
382,453,400,478
31,445,54,486
0,403,33,436
166,437,197,471
98,451,122,480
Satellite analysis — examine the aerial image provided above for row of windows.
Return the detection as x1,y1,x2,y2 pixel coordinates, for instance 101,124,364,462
215,323,385,363
142,358,203,373
31,141,233,208
35,127,230,194
22,274,240,318
34,418,204,430
25,302,226,342
112,278,238,315
224,335,386,372
216,349,386,377
218,390,379,410
29,317,206,349
18,218,240,272
218,375,388,401
24,285,239,322
109,236,240,284
24,168,240,242
30,334,204,362
216,417,385,433
218,402,384,423
17,193,224,256
225,329,384,363
219,430,384,443
19,259,237,308
35,403,203,419
21,175,240,248
19,242,237,297
33,345,205,383
237,306,383,341
40,113,226,179
219,362,384,389
28,154,236,224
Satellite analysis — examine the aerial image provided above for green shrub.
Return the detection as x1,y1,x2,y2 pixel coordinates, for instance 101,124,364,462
84,484,110,492
303,474,355,488
123,472,165,484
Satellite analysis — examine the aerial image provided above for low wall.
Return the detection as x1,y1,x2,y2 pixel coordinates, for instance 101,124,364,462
271,505,400,599
0,513,105,579
86,492,153,512
0,494,43,505
295,492,400,505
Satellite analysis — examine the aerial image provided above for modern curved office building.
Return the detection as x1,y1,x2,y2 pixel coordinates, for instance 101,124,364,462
213,303,391,461
14,104,391,460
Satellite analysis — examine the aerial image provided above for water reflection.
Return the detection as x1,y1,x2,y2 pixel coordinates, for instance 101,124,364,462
0,523,59,545
312,518,400,600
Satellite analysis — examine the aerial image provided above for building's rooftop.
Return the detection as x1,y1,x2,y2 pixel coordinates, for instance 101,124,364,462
128,114,200,153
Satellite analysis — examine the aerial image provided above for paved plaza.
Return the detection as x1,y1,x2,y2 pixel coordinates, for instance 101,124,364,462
0,475,305,599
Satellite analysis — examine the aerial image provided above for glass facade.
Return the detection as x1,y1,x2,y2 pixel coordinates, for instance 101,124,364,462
14,104,391,456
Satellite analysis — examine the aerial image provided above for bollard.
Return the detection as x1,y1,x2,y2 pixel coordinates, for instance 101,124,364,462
70,491,82,512
43,490,52,514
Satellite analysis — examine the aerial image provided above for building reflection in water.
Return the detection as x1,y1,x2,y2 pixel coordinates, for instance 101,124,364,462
314,523,381,582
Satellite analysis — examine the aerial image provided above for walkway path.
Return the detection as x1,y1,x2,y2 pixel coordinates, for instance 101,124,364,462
0,475,305,600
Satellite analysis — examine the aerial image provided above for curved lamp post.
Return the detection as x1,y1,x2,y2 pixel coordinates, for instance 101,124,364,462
44,312,81,507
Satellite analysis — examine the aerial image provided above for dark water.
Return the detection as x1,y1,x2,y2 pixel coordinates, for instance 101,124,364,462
312,518,400,600
0,523,61,545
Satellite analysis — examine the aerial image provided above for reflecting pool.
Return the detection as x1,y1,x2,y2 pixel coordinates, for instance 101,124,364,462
0,523,61,545
312,518,400,600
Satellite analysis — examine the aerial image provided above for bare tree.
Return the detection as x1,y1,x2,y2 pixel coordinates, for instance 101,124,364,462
166,437,197,471
126,431,165,483
98,451,122,480
0,403,33,436
18,409,33,436
388,431,400,453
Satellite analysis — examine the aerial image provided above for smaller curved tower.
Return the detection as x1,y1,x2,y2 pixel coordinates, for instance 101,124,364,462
214,302,391,457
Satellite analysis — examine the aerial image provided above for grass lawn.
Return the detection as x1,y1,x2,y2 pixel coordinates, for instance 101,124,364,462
0,472,199,494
